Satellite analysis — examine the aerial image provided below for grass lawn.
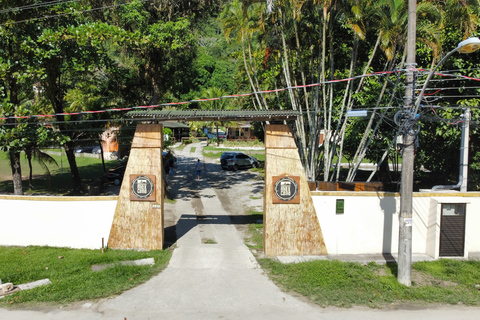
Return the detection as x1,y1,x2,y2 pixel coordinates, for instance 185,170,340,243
0,151,123,195
259,258,480,308
0,246,171,307
245,219,480,308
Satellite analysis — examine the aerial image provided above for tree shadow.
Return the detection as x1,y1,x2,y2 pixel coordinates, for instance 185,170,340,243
164,213,264,249
163,151,264,249
166,154,263,201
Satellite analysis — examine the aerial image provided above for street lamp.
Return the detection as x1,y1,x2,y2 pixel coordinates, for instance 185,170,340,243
416,37,480,192
398,36,480,286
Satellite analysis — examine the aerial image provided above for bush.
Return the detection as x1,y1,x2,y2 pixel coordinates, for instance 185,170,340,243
223,139,264,148
207,138,224,145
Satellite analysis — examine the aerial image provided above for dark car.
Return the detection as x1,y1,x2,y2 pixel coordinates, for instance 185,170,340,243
220,152,258,171
75,145,94,153
107,152,176,185
92,146,102,154
106,164,126,186
75,144,100,153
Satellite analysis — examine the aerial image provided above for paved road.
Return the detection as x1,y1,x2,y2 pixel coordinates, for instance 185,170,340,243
1,142,479,319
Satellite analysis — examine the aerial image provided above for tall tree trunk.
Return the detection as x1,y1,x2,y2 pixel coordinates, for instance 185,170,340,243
45,59,83,192
9,150,23,195
99,140,106,173
332,36,359,181
346,54,405,182
26,150,34,190
241,36,266,110
64,141,82,191
321,5,330,181
7,68,23,195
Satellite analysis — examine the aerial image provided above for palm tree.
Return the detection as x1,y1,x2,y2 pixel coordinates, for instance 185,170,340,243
199,87,238,146
221,0,268,110
442,0,480,40
340,0,442,182
24,148,58,190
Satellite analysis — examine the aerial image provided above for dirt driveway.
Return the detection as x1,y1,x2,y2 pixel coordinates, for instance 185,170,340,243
163,142,264,246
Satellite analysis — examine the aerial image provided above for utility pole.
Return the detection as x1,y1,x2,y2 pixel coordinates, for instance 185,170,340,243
398,0,417,286
459,108,470,192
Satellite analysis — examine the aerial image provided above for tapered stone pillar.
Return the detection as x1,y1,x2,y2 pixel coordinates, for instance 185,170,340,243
264,124,327,256
108,124,164,250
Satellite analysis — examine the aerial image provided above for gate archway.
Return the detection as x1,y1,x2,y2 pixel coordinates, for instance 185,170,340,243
108,110,327,256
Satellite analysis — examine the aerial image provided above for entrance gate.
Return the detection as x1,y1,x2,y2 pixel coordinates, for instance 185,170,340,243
108,110,327,256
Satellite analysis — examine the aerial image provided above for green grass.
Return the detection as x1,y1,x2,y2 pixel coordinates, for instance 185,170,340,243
0,151,123,195
0,246,171,307
413,259,480,287
190,147,196,153
257,258,480,308
244,209,264,251
244,215,480,308
174,143,186,151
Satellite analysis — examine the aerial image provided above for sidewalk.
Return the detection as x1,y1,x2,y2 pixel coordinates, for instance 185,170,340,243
277,253,435,265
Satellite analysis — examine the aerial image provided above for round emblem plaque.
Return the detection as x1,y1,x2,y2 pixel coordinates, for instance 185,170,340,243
273,176,299,202
131,175,155,199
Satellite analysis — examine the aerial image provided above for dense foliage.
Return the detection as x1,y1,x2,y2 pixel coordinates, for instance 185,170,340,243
1,0,480,193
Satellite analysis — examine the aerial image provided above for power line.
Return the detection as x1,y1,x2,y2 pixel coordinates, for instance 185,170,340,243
0,0,77,14
1,68,479,123
0,70,406,121
1,0,152,26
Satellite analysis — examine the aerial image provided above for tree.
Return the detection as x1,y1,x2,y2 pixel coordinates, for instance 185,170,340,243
0,103,27,195
198,86,238,145
104,1,198,105
219,0,449,185
0,0,41,194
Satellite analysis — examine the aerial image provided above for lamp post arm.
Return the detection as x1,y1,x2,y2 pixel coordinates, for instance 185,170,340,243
413,47,459,115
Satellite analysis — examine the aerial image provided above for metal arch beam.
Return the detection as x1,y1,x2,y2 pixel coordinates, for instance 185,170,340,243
126,110,301,122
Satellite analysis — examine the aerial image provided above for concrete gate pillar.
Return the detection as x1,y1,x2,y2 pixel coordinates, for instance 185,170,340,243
264,124,327,256
108,124,164,250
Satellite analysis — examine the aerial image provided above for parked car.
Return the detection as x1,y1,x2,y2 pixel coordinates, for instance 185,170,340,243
107,152,176,185
92,146,102,154
106,163,126,186
207,131,227,139
75,144,100,153
220,152,258,171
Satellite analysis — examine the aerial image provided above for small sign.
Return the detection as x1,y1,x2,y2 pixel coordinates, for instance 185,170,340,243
404,218,413,227
152,204,161,209
336,199,344,214
272,175,300,204
130,175,156,201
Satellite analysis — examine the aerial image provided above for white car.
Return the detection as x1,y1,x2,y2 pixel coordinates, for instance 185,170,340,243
220,152,259,170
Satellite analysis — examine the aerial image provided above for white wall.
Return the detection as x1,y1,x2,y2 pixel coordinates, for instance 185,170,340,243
312,191,480,258
0,196,116,249
1,192,479,256
313,193,400,255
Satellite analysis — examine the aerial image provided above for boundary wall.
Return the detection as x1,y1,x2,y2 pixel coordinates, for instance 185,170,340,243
0,196,117,249
1,192,479,258
313,191,480,258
